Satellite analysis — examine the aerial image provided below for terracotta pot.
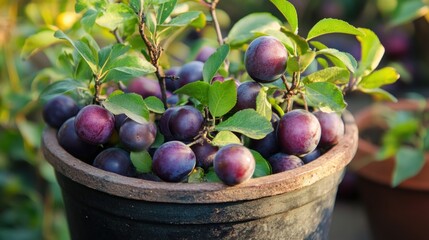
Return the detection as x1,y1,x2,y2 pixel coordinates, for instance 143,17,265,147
42,112,358,240
352,99,429,240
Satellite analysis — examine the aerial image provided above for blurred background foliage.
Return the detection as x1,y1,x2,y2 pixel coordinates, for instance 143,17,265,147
1,0,428,239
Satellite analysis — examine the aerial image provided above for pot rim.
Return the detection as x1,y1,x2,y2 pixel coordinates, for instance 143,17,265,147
353,98,429,190
42,111,358,203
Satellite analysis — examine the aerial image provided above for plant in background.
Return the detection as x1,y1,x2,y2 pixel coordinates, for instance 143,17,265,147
24,0,400,186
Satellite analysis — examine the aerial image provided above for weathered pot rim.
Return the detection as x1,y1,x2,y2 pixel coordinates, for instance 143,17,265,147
353,99,429,190
42,111,358,203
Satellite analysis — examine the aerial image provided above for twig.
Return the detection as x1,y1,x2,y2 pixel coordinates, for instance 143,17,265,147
209,0,223,45
112,28,124,44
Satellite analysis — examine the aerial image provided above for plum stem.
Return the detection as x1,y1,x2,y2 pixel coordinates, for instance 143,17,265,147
138,11,168,109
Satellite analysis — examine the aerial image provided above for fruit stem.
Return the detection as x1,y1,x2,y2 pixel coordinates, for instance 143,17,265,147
93,74,102,104
138,11,168,109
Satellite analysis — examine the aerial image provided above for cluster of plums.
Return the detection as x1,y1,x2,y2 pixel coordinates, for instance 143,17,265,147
42,36,345,186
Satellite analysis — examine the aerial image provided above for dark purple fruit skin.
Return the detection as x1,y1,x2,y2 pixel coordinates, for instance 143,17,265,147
93,147,135,177
244,36,288,83
175,61,204,89
268,153,304,173
119,119,157,152
277,109,321,156
152,141,196,182
301,148,322,164
234,81,261,111
168,105,204,141
214,144,255,186
114,113,128,130
313,111,344,148
57,117,100,164
249,131,279,159
127,77,162,99
43,95,80,129
158,107,179,141
74,105,115,145
165,67,181,92
191,140,219,170
195,46,216,62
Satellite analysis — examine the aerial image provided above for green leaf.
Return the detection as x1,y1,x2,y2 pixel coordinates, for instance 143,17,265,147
162,11,201,26
307,18,363,40
358,67,400,89
250,150,272,178
392,147,425,187
106,53,156,81
356,28,385,77
390,0,429,26
130,151,152,173
303,67,350,84
188,167,205,183
253,29,295,54
286,51,316,73
81,9,99,31
205,167,221,182
21,29,62,59
208,80,237,117
130,0,143,13
99,44,130,73
203,44,230,83
305,82,347,112
256,88,272,121
39,79,86,100
211,131,242,147
215,109,273,139
96,3,137,31
359,88,398,102
144,96,165,113
317,48,357,73
103,93,149,123
174,81,210,105
423,128,429,151
282,29,310,54
54,30,99,74
157,0,177,24
270,0,298,33
226,13,282,48
17,120,42,148
75,0,108,13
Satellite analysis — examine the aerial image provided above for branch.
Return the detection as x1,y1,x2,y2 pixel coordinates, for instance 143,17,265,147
112,28,124,44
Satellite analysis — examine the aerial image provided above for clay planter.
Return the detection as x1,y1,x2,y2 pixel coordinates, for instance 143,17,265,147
352,99,429,240
42,111,357,240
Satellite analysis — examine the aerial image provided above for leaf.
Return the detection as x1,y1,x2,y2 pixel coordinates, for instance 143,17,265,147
106,53,156,81
392,147,425,187
39,79,86,100
358,67,400,89
54,30,99,73
81,9,99,31
99,44,130,73
215,109,273,139
187,167,205,183
256,88,272,121
356,28,385,77
270,0,298,33
130,151,152,173
203,44,230,83
253,29,295,54
144,96,165,113
305,82,347,112
103,93,149,123
162,11,201,26
359,88,398,102
390,0,429,26
75,0,108,13
208,80,237,117
95,3,137,31
205,167,221,182
424,128,429,151
286,51,316,73
21,29,62,59
250,150,272,178
226,13,282,48
16,120,42,148
174,81,210,105
211,131,242,147
282,29,310,54
317,48,357,73
157,0,177,24
130,0,143,13
307,18,363,40
303,67,350,84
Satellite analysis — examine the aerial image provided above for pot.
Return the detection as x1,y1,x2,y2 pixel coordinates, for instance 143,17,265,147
352,99,429,240
42,111,358,240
